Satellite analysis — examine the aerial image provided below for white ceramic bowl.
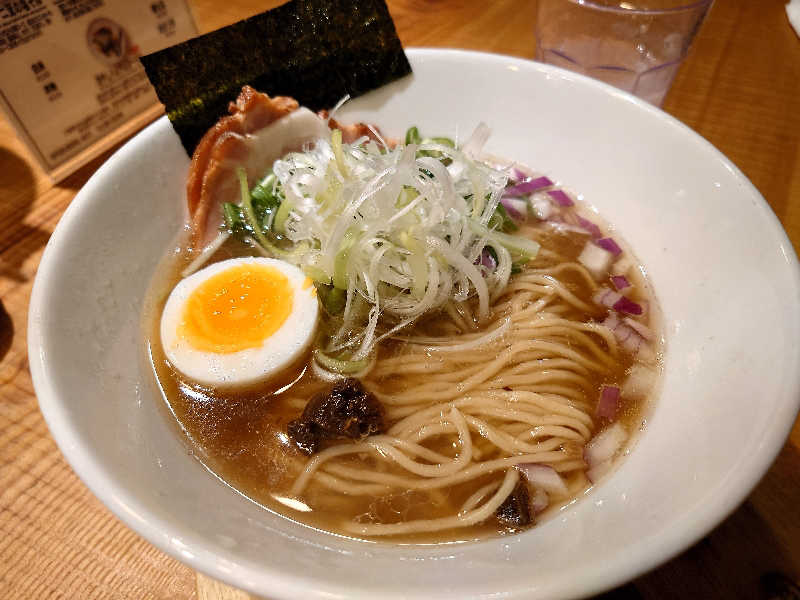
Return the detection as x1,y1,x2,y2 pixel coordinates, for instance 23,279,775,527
29,49,800,599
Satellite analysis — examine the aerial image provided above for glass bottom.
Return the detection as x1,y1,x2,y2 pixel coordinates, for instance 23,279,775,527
536,41,683,106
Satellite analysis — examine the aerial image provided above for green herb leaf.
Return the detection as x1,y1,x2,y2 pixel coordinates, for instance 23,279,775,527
222,202,242,230
317,284,347,315
488,203,518,233
405,126,421,146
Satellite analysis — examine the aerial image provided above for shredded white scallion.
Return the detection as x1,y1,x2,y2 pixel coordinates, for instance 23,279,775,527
262,124,536,360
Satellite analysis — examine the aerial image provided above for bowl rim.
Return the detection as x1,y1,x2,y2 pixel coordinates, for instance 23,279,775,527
28,47,800,599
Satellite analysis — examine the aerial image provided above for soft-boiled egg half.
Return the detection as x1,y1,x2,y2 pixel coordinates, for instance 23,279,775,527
160,257,318,388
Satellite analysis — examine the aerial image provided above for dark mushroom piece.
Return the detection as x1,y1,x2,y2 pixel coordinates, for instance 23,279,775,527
496,481,533,529
287,378,386,454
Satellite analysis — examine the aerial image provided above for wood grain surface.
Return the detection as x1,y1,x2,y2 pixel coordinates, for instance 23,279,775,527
1,1,798,598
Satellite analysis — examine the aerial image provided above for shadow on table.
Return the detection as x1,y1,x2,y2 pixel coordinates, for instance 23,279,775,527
0,145,36,221
0,143,125,283
55,131,151,192
596,441,800,599
0,146,44,283
594,582,644,599
55,148,119,191
0,299,12,363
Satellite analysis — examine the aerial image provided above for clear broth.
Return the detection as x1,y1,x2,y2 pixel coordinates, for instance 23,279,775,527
143,214,662,543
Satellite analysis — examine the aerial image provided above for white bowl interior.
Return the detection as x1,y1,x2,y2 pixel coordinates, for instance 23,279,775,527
29,49,800,599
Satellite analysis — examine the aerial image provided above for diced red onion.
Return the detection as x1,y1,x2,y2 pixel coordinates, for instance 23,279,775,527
596,237,622,256
623,317,653,340
509,167,526,183
612,296,643,316
504,176,554,197
547,189,574,207
603,311,620,328
584,422,627,468
587,460,612,484
602,313,647,356
593,286,622,309
611,257,632,277
530,487,549,514
596,385,620,419
548,213,581,229
530,195,553,220
622,364,656,400
578,241,613,280
550,222,591,235
479,248,497,271
500,196,529,221
611,275,630,290
517,463,569,497
576,215,602,238
561,210,579,226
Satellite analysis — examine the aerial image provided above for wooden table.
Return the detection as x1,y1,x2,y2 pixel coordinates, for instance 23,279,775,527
1,1,798,598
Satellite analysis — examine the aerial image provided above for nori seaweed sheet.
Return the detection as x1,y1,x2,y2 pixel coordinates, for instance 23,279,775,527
140,0,411,154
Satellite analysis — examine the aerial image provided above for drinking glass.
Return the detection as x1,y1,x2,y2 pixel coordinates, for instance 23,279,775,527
535,0,713,105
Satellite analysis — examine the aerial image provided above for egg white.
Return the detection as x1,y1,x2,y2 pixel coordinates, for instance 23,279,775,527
160,257,318,388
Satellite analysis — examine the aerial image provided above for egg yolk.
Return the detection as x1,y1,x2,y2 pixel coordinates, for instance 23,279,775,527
179,264,293,353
